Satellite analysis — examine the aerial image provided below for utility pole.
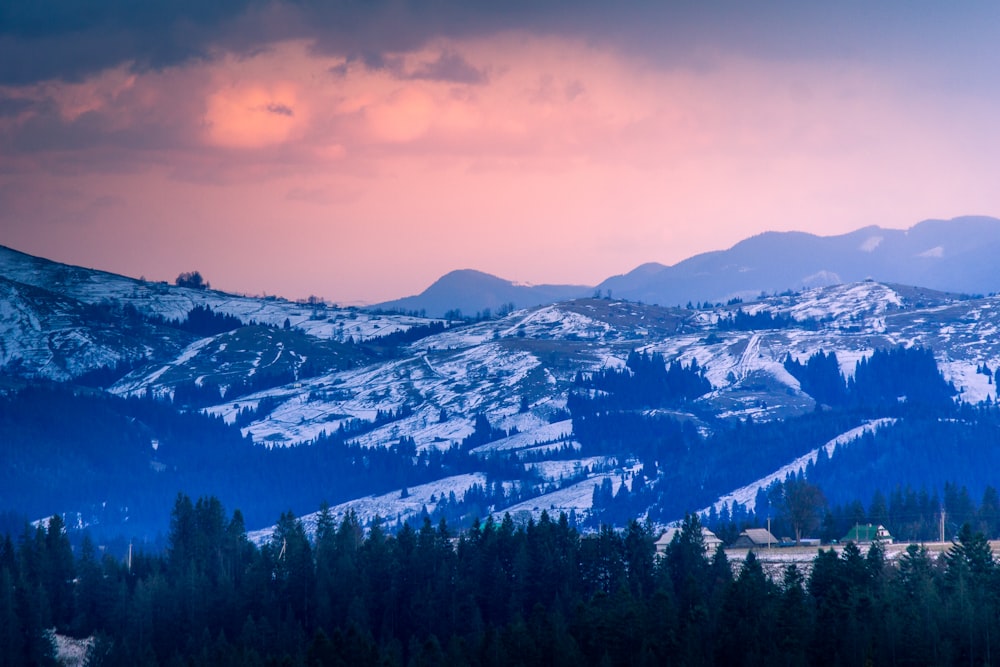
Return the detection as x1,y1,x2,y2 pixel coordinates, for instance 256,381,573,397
940,510,946,544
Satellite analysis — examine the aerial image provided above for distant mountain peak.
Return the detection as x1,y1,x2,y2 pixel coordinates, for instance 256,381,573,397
596,215,1000,307
371,269,591,318
368,216,1000,316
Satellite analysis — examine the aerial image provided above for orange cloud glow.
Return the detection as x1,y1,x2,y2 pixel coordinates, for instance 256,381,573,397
3,34,1000,304
204,84,304,148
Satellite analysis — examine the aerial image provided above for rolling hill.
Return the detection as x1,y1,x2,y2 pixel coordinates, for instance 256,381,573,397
3,236,1000,543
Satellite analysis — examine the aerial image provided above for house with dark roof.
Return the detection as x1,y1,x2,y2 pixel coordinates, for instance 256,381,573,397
730,528,778,549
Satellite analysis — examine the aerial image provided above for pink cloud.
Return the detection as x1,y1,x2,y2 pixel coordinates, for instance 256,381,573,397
2,35,1000,304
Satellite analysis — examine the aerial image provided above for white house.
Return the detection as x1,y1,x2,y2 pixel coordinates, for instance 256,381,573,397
655,527,724,554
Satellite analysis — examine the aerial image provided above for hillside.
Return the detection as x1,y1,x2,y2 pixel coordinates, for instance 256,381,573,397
4,245,1000,542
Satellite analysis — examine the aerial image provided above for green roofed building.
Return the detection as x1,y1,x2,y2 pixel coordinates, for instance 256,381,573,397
843,524,893,544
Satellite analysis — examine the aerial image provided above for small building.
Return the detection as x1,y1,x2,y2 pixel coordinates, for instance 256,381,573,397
842,523,892,544
730,528,778,549
655,527,724,555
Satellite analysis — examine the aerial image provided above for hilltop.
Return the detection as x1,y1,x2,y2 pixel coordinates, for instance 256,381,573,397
3,240,1000,543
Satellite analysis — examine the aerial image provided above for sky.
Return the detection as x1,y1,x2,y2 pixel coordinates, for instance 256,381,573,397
2,2,1000,304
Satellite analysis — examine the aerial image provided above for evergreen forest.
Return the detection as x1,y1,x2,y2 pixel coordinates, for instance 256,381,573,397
5,344,1000,546
7,502,1000,667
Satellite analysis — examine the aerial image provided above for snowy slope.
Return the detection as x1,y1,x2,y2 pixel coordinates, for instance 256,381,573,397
700,419,897,516
247,472,490,543
0,276,191,380
500,462,644,524
9,243,1000,534
0,245,431,345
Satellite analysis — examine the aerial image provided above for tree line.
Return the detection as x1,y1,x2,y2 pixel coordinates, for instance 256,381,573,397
8,501,1000,666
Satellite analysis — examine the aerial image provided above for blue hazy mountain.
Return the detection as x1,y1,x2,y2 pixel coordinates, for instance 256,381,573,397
373,216,1000,316
598,216,1000,306
371,268,592,317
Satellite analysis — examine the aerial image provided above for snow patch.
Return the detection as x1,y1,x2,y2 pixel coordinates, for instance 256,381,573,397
500,468,636,523
49,632,94,667
860,235,883,252
471,420,574,453
248,472,490,542
942,360,995,404
526,457,611,481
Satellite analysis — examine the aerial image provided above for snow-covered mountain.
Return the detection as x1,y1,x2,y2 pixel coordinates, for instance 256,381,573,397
190,282,985,448
0,245,431,382
4,241,1000,539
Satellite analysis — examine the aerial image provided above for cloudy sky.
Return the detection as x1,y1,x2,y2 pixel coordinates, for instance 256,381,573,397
2,2,1000,304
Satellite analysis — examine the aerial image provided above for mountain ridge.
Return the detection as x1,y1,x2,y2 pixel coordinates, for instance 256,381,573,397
4,222,1000,542
370,216,1000,317
371,268,592,317
7,215,999,320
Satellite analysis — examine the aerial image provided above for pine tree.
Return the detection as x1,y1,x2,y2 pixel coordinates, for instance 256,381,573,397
0,566,24,666
42,515,75,630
